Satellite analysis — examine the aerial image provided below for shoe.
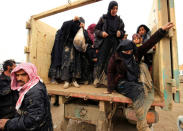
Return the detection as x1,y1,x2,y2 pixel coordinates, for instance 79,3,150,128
53,95,59,106
84,81,89,85
63,81,70,89
93,78,99,86
50,79,58,84
53,102,60,106
72,81,80,88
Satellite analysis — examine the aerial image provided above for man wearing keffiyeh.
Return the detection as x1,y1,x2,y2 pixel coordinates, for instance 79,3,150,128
0,63,53,131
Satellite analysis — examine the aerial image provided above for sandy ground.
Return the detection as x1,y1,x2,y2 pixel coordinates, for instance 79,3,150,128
50,83,183,131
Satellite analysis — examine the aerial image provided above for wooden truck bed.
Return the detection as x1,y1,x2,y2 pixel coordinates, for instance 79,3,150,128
46,83,164,107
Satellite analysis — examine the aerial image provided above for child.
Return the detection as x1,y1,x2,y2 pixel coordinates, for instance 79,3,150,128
137,24,154,73
132,33,142,47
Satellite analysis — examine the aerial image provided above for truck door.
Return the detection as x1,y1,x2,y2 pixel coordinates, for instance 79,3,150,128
148,0,180,110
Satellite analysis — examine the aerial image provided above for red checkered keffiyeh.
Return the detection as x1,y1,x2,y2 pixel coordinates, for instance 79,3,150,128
11,63,40,110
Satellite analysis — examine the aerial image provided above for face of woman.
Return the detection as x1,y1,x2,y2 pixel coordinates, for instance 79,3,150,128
110,6,118,16
138,27,146,36
122,50,133,55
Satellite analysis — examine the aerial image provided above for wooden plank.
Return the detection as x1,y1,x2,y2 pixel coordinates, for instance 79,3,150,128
26,20,57,83
157,0,173,110
147,0,175,108
27,19,38,65
168,0,180,103
26,19,31,62
148,0,164,101
32,0,101,20
99,101,105,112
60,103,69,131
46,84,164,107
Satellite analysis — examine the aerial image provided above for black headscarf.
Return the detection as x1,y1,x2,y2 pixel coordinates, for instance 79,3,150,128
106,1,119,36
116,39,139,82
79,17,85,24
136,24,151,43
107,1,118,15
74,17,85,27
136,24,150,34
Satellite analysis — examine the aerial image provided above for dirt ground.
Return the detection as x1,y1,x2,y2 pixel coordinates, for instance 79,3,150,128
50,83,183,131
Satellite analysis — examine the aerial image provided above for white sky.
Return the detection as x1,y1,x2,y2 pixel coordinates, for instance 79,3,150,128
0,0,182,65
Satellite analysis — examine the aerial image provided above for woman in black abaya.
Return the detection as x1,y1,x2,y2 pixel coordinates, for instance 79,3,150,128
93,1,125,86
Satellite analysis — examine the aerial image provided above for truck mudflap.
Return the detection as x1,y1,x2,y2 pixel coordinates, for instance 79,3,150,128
123,107,159,125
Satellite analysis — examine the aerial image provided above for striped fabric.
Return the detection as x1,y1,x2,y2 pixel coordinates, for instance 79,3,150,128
10,63,40,110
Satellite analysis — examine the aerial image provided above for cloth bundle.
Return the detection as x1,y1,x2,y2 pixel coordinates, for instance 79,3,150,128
73,28,87,52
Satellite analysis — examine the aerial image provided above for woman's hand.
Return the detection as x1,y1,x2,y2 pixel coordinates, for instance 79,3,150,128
80,23,85,28
92,58,97,62
73,16,79,21
162,22,174,31
116,30,121,37
102,31,109,38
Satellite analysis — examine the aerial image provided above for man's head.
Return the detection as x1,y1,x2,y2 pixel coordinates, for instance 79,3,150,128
15,69,29,86
11,63,39,89
10,63,40,110
3,59,16,76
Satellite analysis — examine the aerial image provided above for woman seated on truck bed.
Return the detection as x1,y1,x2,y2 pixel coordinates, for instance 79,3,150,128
106,22,174,131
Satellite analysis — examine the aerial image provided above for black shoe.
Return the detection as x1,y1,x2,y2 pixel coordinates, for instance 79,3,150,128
53,102,60,106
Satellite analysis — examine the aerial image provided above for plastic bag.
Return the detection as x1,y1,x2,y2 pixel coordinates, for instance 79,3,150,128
73,28,87,52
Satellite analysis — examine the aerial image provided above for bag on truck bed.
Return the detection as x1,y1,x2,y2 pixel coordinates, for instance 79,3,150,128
73,28,87,52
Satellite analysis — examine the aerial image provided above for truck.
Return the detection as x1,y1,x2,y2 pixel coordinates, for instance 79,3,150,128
25,0,180,130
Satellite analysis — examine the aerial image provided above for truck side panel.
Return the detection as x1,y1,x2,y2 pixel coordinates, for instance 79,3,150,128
148,0,180,110
26,19,56,83
168,0,180,103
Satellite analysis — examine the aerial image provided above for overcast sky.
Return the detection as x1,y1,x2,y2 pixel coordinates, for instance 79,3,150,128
0,0,182,65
